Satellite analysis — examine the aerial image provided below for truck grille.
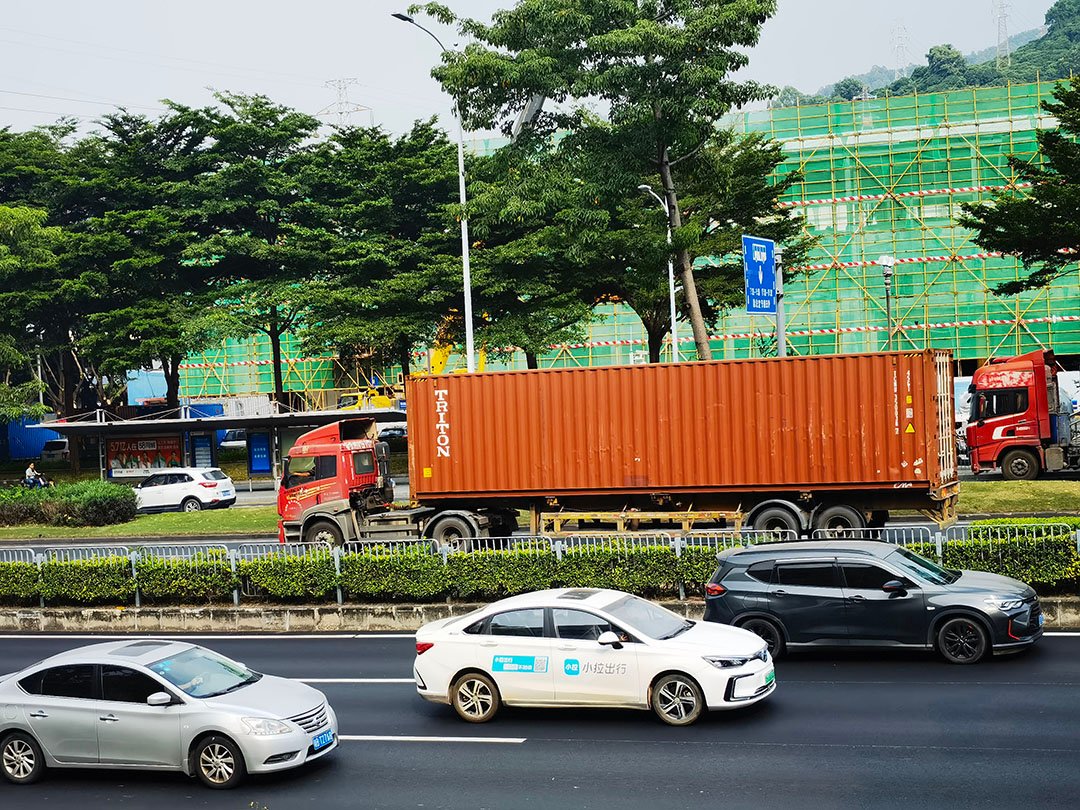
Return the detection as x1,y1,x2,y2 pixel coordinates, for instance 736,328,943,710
287,704,328,733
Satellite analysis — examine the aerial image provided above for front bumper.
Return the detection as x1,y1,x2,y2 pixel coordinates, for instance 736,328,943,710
243,708,339,774
697,659,776,710
990,599,1044,653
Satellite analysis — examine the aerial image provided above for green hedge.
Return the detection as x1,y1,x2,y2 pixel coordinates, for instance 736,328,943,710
40,557,136,605
0,481,136,527
238,553,337,600
135,553,235,603
3,532,1078,606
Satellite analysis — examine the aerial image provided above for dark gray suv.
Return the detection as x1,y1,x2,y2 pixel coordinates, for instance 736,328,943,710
702,541,1043,664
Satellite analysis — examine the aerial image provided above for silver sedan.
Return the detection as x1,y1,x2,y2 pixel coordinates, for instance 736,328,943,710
0,640,338,789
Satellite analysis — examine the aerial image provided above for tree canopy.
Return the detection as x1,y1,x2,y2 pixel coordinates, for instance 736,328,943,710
959,77,1080,294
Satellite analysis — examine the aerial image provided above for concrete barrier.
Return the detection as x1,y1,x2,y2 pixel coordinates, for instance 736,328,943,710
0,598,1075,633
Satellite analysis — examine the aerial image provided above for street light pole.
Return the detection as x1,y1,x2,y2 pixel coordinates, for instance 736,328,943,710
878,254,896,351
638,184,679,361
393,12,476,373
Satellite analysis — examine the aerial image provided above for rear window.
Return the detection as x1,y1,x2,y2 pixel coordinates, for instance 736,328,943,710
776,563,839,588
42,440,66,451
202,470,228,481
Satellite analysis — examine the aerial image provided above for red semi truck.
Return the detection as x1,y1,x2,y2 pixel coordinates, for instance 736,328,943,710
278,350,959,545
966,349,1080,480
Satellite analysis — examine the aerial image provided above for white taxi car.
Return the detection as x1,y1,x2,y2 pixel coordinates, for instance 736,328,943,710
413,588,775,726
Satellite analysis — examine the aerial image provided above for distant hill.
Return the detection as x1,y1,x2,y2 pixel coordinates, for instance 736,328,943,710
772,0,1076,109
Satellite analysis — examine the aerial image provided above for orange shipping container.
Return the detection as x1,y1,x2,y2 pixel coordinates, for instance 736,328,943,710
407,350,957,503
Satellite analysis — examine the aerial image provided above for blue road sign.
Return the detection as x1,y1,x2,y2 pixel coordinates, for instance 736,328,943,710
743,235,777,315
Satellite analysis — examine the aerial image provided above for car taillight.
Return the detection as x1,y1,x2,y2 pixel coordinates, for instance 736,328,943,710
199,481,218,488
416,642,434,655
705,583,726,597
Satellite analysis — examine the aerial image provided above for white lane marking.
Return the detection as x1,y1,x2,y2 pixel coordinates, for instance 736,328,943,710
339,735,525,744
1043,632,1080,637
298,678,414,684
0,633,416,640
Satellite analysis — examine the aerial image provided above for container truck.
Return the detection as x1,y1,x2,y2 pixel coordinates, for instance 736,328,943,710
966,349,1080,480
277,350,959,545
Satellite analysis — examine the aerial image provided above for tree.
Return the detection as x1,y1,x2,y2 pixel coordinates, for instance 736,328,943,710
414,0,778,361
300,120,462,378
832,77,863,101
72,107,216,410
185,93,329,403
0,205,59,421
958,77,1080,293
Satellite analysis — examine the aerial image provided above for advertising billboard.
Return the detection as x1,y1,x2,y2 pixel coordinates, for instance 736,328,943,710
106,436,183,478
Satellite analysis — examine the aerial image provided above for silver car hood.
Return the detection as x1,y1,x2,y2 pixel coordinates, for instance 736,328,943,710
648,620,768,658
199,673,325,719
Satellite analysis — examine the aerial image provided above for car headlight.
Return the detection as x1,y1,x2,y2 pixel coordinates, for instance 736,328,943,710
984,597,1025,611
241,717,292,735
703,655,749,669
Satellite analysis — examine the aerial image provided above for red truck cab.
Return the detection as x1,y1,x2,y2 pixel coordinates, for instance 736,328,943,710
277,419,393,543
966,349,1075,479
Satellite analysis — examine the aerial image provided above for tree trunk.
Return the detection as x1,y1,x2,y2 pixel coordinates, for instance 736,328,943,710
397,337,412,380
642,319,666,364
60,349,77,417
268,307,285,406
164,356,182,411
524,350,539,370
658,149,711,361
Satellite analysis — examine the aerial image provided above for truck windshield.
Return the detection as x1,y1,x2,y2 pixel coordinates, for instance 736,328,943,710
970,388,1027,421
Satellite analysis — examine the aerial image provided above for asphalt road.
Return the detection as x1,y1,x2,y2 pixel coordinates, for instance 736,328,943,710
0,633,1077,809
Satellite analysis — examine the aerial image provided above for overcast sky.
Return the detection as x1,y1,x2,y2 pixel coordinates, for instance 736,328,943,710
0,0,1055,137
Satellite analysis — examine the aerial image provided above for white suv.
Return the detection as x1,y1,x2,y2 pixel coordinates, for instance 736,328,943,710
134,467,236,513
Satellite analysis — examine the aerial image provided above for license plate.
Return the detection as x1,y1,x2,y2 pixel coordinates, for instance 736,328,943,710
221,490,233,496
1038,613,1044,627
312,730,334,751
764,669,775,686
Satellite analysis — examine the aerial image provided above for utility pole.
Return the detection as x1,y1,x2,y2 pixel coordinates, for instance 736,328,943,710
775,248,786,358
317,78,374,127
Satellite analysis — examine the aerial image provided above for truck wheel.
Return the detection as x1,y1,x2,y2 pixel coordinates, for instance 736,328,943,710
812,505,866,537
304,519,344,546
1001,449,1039,481
749,506,800,535
432,516,475,552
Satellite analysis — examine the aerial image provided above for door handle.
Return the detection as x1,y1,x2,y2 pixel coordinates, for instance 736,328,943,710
479,640,498,647
99,715,120,722
850,595,865,603
28,711,48,718
557,645,575,651
773,590,787,596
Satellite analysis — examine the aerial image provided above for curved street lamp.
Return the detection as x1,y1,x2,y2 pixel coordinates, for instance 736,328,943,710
393,12,476,373
637,184,680,360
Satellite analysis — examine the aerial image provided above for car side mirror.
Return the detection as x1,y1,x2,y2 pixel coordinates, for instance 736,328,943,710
882,580,907,594
597,631,623,649
147,692,173,707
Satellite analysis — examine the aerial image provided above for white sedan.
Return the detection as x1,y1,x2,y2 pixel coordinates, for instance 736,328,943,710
413,588,775,726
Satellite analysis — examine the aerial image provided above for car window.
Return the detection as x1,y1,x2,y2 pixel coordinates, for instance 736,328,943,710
285,455,337,488
487,608,545,638
552,608,615,641
23,665,96,699
353,452,375,475
841,564,898,590
203,470,228,481
776,562,840,588
972,388,1028,420
101,665,165,703
315,455,337,480
141,475,164,488
43,440,66,451
746,561,774,583
171,473,193,484
149,646,261,698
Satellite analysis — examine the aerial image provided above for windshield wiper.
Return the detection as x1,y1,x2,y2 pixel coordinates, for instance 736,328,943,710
202,672,262,698
659,620,695,640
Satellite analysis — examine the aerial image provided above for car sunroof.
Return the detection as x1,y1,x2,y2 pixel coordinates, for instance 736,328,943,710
558,589,600,600
111,641,172,656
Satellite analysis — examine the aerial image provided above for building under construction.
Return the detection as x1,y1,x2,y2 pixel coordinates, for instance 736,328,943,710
178,80,1079,402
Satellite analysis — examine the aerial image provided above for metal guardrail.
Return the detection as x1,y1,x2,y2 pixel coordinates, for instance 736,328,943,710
1,522,1077,605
